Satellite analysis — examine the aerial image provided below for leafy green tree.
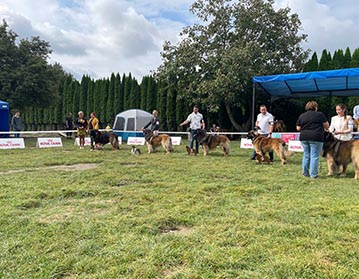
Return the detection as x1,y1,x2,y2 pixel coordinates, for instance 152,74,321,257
99,78,109,124
332,49,344,69
0,20,65,110
157,80,168,131
318,49,332,70
303,52,318,72
146,77,157,112
344,47,352,68
351,48,359,67
93,80,101,117
140,76,149,110
113,73,121,116
86,79,94,117
130,79,140,109
156,0,308,130
123,74,132,110
107,73,116,123
166,85,177,131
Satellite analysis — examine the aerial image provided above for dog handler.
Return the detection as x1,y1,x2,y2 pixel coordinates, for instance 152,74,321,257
88,112,99,150
180,105,205,154
142,110,160,136
251,105,274,161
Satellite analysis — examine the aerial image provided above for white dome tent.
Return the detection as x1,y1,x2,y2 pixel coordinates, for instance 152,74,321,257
113,109,153,141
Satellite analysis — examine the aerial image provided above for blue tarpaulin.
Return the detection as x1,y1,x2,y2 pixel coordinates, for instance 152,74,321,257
251,68,359,127
252,68,359,97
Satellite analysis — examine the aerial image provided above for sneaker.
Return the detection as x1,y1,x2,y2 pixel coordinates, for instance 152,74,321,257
250,157,256,160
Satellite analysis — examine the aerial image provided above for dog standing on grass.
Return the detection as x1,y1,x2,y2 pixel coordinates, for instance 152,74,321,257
322,131,359,178
247,127,288,165
92,130,120,150
143,129,173,154
194,129,230,156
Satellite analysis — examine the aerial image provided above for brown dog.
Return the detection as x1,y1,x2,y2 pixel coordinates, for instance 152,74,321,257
195,129,230,156
322,131,359,178
247,128,287,165
92,130,119,150
143,129,173,154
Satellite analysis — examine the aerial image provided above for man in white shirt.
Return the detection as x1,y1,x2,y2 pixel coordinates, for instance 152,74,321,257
251,105,274,161
353,105,359,120
180,105,205,154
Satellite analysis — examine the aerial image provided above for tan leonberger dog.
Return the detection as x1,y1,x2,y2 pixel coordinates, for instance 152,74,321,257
143,129,173,154
195,129,230,156
247,128,288,165
322,131,359,178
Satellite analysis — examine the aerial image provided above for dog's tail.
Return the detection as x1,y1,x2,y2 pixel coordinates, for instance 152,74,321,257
224,138,230,156
168,137,174,152
283,142,294,158
111,133,120,150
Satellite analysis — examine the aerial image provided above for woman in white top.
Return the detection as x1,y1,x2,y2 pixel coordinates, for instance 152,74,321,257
329,103,353,141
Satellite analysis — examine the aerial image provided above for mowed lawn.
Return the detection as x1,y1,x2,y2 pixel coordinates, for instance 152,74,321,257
1,137,359,279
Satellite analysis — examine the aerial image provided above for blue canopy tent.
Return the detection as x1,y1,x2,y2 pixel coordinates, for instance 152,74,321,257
252,68,359,127
0,100,10,138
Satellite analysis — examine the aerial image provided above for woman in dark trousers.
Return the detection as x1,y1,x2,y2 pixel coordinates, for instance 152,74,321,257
65,112,73,139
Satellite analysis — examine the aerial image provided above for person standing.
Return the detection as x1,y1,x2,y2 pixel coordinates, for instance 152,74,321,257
87,112,99,150
65,112,73,139
75,111,88,149
329,103,353,141
11,111,23,138
296,101,329,178
180,105,205,154
250,105,274,161
353,105,359,120
142,110,160,136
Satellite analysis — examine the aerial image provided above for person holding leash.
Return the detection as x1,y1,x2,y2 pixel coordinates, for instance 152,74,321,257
180,105,205,154
329,103,353,141
65,112,73,139
142,110,160,136
250,105,274,161
88,112,99,150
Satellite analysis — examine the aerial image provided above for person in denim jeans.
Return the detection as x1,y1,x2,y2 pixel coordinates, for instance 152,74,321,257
296,101,329,178
180,105,205,154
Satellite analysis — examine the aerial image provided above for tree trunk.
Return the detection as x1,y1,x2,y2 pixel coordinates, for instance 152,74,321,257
225,102,252,132
225,102,241,131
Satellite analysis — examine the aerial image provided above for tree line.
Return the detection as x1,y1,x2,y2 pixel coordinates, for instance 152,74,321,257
20,45,359,132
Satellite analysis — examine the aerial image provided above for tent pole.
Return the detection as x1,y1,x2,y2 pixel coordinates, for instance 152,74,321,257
252,83,256,129
329,91,332,121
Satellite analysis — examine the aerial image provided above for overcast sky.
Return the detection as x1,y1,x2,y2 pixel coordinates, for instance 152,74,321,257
1,0,359,80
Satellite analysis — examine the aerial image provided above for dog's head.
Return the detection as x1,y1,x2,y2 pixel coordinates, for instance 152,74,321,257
247,127,260,140
324,131,335,142
143,129,154,141
322,131,336,157
92,130,102,141
193,129,206,141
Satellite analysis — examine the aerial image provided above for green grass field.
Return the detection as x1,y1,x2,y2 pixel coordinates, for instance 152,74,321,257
1,138,359,279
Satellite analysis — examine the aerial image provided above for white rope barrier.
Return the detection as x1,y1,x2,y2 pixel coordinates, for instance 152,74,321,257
1,130,359,136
